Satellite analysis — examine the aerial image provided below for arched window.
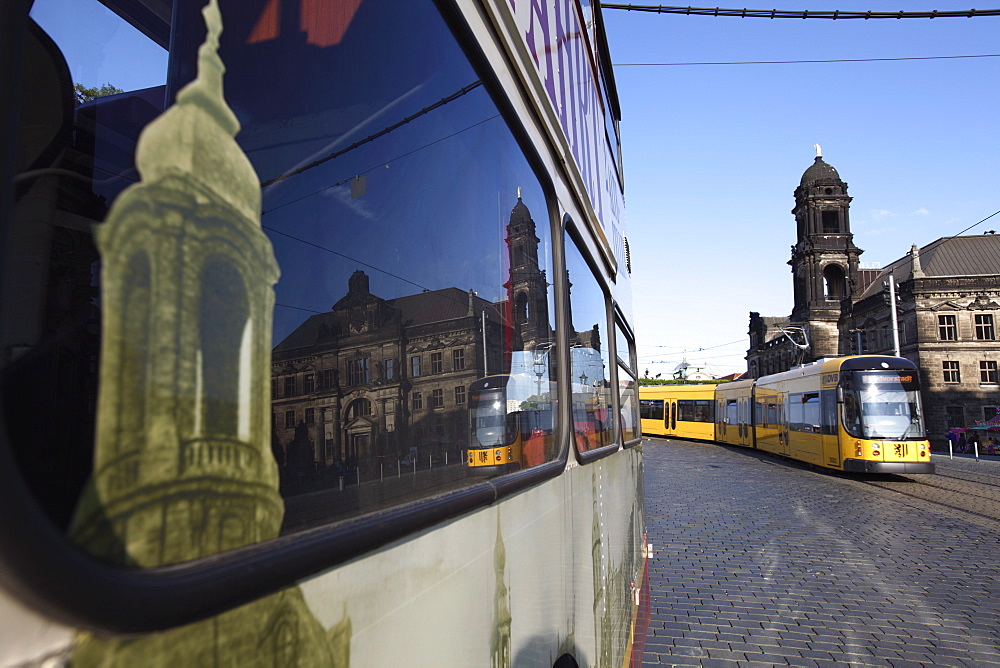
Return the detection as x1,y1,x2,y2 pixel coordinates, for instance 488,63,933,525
120,252,152,448
824,265,846,300
199,260,248,436
515,292,529,323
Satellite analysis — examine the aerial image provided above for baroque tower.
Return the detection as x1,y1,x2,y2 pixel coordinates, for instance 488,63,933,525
68,2,343,664
505,190,551,352
788,145,862,358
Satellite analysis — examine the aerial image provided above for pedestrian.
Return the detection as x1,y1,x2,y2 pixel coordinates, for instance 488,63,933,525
957,432,967,452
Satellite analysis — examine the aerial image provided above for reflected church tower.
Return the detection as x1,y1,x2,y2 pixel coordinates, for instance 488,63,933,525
69,2,344,665
70,0,283,563
505,190,551,352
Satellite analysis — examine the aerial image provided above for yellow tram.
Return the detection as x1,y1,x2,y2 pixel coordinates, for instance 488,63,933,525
639,383,717,441
641,356,935,474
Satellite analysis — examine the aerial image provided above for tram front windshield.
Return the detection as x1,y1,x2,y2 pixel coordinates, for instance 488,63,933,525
843,371,925,440
469,385,515,448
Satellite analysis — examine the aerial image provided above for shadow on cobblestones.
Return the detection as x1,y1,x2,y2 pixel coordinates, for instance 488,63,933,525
641,437,1000,667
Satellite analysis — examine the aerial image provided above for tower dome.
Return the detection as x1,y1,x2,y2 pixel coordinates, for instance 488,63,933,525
800,155,843,186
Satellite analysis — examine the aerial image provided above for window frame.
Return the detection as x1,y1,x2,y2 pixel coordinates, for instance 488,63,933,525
980,360,999,385
974,313,995,341
938,314,957,341
942,360,961,384
563,217,619,464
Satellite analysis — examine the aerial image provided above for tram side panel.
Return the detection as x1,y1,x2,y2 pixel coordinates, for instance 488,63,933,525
714,380,754,448
752,385,787,457
639,385,716,441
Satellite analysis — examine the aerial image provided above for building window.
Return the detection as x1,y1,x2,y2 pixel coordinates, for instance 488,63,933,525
431,388,444,408
385,358,394,380
322,369,335,389
431,352,443,374
348,358,370,385
821,210,840,233
271,379,277,399
985,406,1000,421
943,361,960,383
980,361,998,384
454,385,466,405
346,399,372,419
305,407,315,425
975,314,995,341
938,314,957,341
285,410,295,428
411,355,421,377
304,373,315,394
412,392,423,410
946,406,965,429
453,348,465,371
284,376,296,397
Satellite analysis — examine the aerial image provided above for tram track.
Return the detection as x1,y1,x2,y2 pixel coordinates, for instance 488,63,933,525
850,462,1000,526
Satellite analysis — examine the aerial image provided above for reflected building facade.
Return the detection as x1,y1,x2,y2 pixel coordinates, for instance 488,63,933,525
271,195,556,482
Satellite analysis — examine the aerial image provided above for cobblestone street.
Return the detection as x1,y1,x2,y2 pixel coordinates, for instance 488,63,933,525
642,438,1000,666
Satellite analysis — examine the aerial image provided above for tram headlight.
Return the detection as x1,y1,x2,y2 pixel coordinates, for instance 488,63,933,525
855,442,863,457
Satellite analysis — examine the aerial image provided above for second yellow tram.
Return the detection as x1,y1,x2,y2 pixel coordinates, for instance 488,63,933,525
640,356,935,474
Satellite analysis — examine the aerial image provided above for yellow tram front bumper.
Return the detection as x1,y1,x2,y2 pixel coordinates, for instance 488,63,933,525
842,459,935,474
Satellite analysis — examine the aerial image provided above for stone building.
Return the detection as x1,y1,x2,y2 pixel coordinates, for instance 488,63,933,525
270,194,556,482
746,148,1000,439
271,271,504,479
843,236,1000,437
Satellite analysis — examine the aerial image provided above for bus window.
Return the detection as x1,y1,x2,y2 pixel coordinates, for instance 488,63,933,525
8,0,558,560
566,232,614,455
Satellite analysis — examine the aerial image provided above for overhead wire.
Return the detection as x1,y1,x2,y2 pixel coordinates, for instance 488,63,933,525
599,5,1000,19
615,54,1000,66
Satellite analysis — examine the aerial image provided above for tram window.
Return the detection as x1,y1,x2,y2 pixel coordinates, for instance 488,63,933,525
677,400,713,423
6,0,560,563
565,233,615,455
639,399,663,420
789,393,821,432
725,399,738,425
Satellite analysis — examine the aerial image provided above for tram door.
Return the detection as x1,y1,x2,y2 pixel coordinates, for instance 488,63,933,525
663,400,677,435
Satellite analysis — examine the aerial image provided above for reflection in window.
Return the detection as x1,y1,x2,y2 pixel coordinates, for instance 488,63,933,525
565,233,614,453
8,0,561,544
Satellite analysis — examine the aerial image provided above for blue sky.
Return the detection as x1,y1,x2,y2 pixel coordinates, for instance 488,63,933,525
31,0,999,377
603,3,1000,376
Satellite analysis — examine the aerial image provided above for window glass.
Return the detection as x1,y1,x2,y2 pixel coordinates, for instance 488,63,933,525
639,399,663,420
618,365,639,442
975,314,996,341
938,315,957,341
614,321,635,372
7,0,557,563
565,235,614,453
677,400,713,423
